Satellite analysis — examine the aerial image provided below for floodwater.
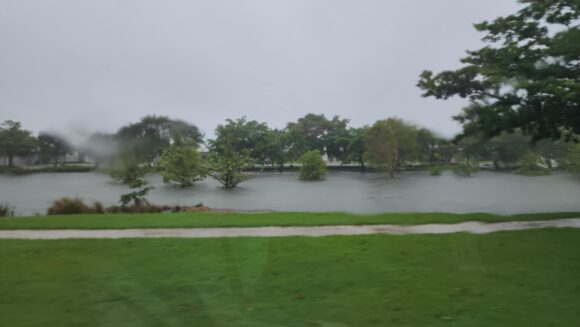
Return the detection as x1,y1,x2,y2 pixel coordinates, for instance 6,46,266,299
0,171,579,216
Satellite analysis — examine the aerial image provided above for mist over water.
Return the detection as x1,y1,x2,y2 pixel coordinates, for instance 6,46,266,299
2,171,579,216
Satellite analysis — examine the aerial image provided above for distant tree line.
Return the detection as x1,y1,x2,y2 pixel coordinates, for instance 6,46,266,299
0,120,73,167
2,114,580,190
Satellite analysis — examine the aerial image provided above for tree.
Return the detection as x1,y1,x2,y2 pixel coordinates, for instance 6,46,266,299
415,128,449,166
156,142,207,187
116,115,203,162
119,175,154,207
488,131,530,169
515,151,551,175
418,0,580,141
0,121,36,167
263,129,290,173
208,120,254,189
560,143,580,175
286,114,350,161
366,118,417,178
37,132,72,165
298,150,327,181
208,151,253,189
323,117,351,162
345,127,368,171
211,118,273,165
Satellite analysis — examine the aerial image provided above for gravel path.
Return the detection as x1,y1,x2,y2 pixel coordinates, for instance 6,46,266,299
0,218,579,239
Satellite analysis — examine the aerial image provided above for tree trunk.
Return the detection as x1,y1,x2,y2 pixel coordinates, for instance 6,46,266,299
8,154,13,167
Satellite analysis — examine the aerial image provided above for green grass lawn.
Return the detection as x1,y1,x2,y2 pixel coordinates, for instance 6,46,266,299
1,211,580,230
1,230,580,326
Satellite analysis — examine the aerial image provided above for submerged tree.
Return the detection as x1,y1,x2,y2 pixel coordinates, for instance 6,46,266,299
418,0,580,141
345,127,369,171
208,119,254,189
156,142,207,187
366,118,417,178
298,150,327,181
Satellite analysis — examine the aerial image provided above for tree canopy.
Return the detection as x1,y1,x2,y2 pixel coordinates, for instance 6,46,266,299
366,118,417,178
116,115,203,162
0,120,36,167
156,142,207,187
418,0,580,141
37,132,72,165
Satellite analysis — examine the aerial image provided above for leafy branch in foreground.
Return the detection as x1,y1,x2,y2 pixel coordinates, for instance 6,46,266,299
418,0,580,141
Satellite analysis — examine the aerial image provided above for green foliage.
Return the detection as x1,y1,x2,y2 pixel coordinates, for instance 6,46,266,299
430,166,442,176
207,151,253,189
208,119,256,189
211,117,274,165
366,118,417,178
264,129,290,172
119,177,154,207
0,120,36,167
418,1,580,141
109,163,148,184
515,152,551,176
156,142,207,187
453,153,479,177
487,131,531,167
560,143,580,175
0,204,14,217
286,114,350,161
298,150,327,181
37,132,72,165
115,115,203,163
345,127,369,169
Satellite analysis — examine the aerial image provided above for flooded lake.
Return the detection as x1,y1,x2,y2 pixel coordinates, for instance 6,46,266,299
1,171,579,216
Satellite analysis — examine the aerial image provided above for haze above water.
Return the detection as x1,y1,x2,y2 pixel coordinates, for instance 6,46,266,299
1,172,579,216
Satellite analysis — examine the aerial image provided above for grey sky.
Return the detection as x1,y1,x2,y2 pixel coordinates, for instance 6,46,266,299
0,0,521,142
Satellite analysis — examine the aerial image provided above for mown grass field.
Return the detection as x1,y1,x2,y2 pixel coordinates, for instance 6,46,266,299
1,229,580,326
1,211,580,230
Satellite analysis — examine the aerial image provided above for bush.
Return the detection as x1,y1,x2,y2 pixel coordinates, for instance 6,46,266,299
453,163,478,177
515,152,551,176
298,150,327,181
47,198,92,215
0,203,15,217
430,166,442,176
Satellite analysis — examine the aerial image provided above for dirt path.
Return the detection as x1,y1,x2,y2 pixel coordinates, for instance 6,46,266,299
0,218,579,240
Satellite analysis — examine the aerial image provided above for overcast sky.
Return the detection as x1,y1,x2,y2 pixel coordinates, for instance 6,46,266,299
0,0,522,141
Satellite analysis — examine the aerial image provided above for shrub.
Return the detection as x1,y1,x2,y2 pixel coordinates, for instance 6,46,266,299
430,166,442,176
298,150,327,181
453,163,478,177
47,198,92,215
0,203,15,217
515,152,551,176
156,143,207,187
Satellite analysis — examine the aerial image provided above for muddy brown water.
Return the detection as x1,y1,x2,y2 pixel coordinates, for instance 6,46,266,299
1,171,580,216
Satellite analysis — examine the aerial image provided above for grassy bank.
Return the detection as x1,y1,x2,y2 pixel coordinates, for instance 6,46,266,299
1,230,579,326
1,211,579,230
